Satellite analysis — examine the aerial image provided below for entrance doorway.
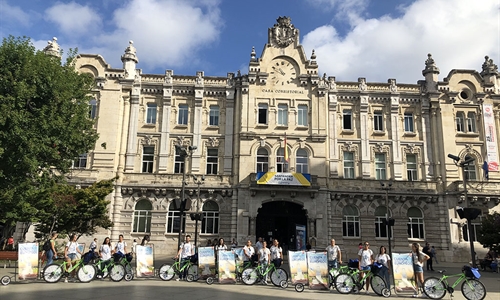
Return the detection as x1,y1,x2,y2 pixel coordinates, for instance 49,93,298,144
256,201,307,252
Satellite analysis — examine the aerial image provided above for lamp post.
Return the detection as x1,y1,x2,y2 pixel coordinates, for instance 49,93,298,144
191,175,205,248
175,144,197,249
380,181,393,258
447,154,477,267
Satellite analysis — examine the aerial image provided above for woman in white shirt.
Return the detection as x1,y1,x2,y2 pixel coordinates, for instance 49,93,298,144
100,237,112,261
375,246,391,290
243,240,255,262
412,243,429,297
358,241,374,294
270,239,283,268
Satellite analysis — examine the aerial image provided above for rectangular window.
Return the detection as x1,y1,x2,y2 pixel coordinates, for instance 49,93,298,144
277,104,288,126
178,104,188,125
297,105,307,126
174,150,184,174
343,109,352,130
166,211,185,234
89,99,97,119
206,148,218,175
133,211,151,233
342,216,360,237
466,112,476,132
375,217,393,238
407,154,417,181
463,218,482,242
258,103,268,124
407,218,425,239
374,111,383,131
456,112,465,132
464,163,477,180
73,153,87,169
209,105,219,126
202,212,219,234
404,113,414,132
146,103,157,124
343,152,355,179
142,146,154,173
375,153,386,180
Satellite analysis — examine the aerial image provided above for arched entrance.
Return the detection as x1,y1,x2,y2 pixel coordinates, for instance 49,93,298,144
256,201,307,252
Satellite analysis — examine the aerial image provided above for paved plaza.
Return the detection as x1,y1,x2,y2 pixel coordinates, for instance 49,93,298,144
1,259,499,300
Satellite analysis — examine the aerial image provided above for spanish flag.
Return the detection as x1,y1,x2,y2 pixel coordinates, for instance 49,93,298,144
284,133,289,163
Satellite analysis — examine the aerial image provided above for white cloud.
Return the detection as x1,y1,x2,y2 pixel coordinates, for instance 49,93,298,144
306,0,370,25
0,1,30,27
94,0,223,71
302,0,500,83
45,2,102,37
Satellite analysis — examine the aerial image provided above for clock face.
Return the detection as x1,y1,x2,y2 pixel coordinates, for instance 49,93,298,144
270,58,298,85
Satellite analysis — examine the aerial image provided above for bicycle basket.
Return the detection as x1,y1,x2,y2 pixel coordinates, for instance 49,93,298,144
125,253,133,262
190,253,198,264
462,265,481,279
348,259,359,268
83,251,98,264
113,252,124,262
371,262,382,275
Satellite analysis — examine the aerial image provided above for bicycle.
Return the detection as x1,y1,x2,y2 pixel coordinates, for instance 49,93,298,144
422,265,486,300
93,258,126,282
235,260,254,282
334,264,390,297
158,257,198,281
328,264,351,288
241,262,288,287
43,257,96,283
118,254,134,281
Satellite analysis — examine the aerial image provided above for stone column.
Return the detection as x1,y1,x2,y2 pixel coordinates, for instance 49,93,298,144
390,95,402,179
329,92,338,177
192,72,204,173
224,84,235,175
360,93,371,178
125,86,140,171
158,85,172,172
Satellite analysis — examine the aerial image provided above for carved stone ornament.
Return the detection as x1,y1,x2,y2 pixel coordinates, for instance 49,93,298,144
271,16,297,48
208,137,219,148
165,70,173,84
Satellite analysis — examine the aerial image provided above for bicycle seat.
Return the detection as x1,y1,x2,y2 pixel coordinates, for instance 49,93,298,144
437,270,446,274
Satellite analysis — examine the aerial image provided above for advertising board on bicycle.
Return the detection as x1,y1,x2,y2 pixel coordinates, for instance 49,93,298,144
392,252,417,293
218,250,236,284
288,250,308,284
306,251,329,290
136,244,155,277
18,243,39,280
198,246,216,280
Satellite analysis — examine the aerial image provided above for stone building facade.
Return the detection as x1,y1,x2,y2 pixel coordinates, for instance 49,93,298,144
67,17,500,261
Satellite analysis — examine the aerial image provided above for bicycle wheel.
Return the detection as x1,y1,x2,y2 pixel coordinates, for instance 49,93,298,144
109,264,126,282
43,264,63,283
187,264,198,281
77,265,96,283
334,273,355,294
382,287,391,298
270,267,288,287
125,273,133,281
423,277,447,299
371,274,387,296
295,283,305,292
461,279,486,300
158,264,175,281
241,267,258,285
123,262,133,275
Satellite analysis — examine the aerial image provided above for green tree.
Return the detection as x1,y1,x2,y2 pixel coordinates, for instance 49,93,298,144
477,212,500,253
0,36,99,239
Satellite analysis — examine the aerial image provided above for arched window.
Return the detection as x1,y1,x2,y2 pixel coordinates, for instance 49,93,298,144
407,207,424,239
201,201,219,234
276,147,290,172
167,201,185,234
342,205,360,237
296,149,308,173
133,200,152,233
463,215,483,242
256,148,269,172
464,161,477,181
375,206,392,238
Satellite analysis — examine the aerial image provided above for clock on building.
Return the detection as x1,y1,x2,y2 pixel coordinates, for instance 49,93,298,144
270,58,298,86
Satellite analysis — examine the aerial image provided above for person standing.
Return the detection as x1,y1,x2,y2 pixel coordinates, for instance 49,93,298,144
255,237,263,253
46,232,58,265
431,246,438,264
64,234,82,282
326,238,342,270
358,241,374,294
243,240,255,263
412,242,429,297
214,238,227,274
270,239,283,268
175,235,194,281
258,241,271,283
89,238,97,252
423,242,433,271
375,246,391,290
231,238,238,249
115,234,128,256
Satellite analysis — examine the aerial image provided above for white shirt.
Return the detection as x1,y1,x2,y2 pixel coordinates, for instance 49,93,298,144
243,245,255,261
66,241,79,254
326,245,340,261
412,251,429,267
358,248,374,267
258,248,270,263
215,244,227,251
180,242,193,258
116,241,127,254
100,244,111,260
90,241,97,250
255,241,263,252
375,253,391,268
270,246,282,260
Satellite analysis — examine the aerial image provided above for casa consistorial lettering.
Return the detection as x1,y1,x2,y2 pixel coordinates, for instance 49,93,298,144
261,88,304,94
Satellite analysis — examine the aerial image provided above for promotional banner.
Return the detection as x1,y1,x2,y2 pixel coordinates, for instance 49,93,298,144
306,251,329,290
288,250,308,284
218,250,237,284
78,243,85,257
392,252,417,293
483,104,499,171
198,246,216,279
18,243,39,280
233,248,245,274
256,172,311,186
136,244,155,277
295,224,306,250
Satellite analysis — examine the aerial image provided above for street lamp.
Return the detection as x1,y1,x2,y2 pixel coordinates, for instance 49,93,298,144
380,181,394,257
448,154,480,267
175,144,197,249
190,175,205,248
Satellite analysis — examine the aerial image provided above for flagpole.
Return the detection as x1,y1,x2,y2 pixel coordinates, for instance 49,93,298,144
284,132,288,172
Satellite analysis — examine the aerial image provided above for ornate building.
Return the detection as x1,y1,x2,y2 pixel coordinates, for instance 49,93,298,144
69,17,500,261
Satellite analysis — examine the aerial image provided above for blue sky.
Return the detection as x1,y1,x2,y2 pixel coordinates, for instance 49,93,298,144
1,0,499,83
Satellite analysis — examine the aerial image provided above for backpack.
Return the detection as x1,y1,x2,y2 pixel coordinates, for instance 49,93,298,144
43,240,51,252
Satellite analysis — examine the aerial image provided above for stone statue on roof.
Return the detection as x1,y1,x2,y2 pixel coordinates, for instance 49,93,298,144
43,37,61,58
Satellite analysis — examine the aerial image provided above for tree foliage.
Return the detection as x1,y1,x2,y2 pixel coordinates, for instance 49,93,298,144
477,212,500,253
0,36,99,238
